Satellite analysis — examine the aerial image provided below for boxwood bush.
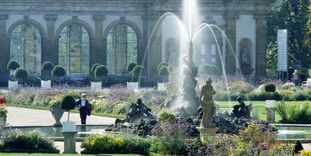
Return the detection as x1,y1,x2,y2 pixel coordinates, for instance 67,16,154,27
0,130,59,153
81,134,150,155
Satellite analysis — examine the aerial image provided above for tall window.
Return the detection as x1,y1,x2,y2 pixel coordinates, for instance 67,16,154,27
107,24,137,73
58,24,90,74
10,24,42,75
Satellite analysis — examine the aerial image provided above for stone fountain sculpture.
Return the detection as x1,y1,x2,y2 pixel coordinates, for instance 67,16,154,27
199,78,216,128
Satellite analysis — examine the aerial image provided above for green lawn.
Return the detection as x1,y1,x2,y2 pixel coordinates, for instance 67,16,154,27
216,101,311,122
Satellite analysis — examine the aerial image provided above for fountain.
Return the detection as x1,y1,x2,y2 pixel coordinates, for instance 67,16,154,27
141,0,240,117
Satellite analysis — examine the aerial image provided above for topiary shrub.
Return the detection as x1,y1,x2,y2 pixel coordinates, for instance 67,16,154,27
91,63,101,75
51,65,66,84
7,61,20,80
0,130,59,153
128,63,137,73
7,60,20,71
94,65,108,82
61,95,76,121
14,68,28,84
158,66,169,82
199,64,217,75
294,140,304,153
41,61,54,80
264,83,276,92
131,65,144,82
157,62,169,74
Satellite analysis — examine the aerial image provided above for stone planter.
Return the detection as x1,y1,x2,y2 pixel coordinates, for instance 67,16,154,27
157,82,166,91
266,100,276,123
266,100,276,108
91,81,102,91
41,80,51,89
127,82,139,92
8,80,18,89
50,104,64,127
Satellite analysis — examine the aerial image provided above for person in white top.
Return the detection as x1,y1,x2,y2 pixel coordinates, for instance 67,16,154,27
76,93,90,124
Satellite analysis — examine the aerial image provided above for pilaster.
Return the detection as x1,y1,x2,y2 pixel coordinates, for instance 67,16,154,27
0,14,8,86
224,13,238,75
253,13,267,78
92,14,105,65
44,14,57,65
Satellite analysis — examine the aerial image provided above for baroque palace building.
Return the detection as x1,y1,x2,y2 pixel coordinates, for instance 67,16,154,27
0,0,270,86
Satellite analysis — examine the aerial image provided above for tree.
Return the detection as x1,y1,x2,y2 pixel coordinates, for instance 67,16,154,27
127,63,137,73
267,0,310,76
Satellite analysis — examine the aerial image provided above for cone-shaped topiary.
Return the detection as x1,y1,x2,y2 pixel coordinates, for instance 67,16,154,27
41,61,54,80
7,61,20,71
132,65,144,82
94,65,108,82
61,95,76,121
14,68,28,83
294,140,304,153
128,62,137,72
51,65,66,83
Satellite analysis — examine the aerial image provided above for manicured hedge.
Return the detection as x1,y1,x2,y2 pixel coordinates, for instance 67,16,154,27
81,134,150,155
0,131,59,153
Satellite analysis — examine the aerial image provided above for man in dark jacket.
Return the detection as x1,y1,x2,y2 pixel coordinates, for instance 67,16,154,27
76,93,90,124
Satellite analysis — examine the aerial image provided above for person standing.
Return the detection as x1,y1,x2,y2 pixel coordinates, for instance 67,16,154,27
76,93,89,125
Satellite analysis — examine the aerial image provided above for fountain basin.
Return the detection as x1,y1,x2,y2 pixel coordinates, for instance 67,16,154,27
6,125,110,138
272,124,311,141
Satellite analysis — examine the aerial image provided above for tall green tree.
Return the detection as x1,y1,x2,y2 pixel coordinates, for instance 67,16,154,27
267,0,310,76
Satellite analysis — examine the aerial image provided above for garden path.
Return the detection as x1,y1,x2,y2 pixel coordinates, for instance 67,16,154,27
6,107,115,127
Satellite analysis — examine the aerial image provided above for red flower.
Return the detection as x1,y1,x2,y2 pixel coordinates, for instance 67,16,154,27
0,98,7,106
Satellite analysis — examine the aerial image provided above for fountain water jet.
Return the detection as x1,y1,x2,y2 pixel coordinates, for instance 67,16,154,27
140,0,242,117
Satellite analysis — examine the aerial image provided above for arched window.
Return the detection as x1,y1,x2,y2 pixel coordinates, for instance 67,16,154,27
58,24,90,74
10,24,42,75
107,24,137,73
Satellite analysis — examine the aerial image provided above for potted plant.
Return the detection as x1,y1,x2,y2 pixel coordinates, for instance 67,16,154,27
61,95,77,132
93,65,108,90
0,106,7,130
128,65,143,91
51,65,66,85
41,61,54,89
7,61,20,89
264,83,280,123
49,96,64,127
14,68,28,86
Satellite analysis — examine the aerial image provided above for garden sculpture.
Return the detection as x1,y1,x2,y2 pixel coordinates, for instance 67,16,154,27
199,78,216,128
231,96,252,119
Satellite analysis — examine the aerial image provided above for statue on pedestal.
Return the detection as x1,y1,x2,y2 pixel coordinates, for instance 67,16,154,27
200,78,216,128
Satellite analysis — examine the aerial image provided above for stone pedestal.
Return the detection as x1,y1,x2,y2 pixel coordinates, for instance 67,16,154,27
197,127,217,142
62,132,77,154
266,100,276,123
